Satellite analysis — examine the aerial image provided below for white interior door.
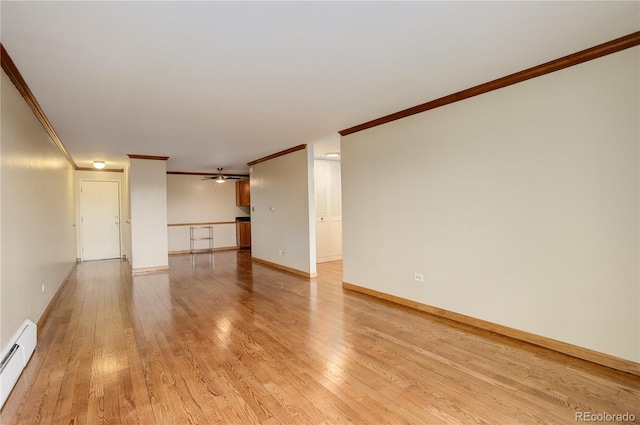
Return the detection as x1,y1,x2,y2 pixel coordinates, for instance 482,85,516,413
315,159,342,263
80,180,121,260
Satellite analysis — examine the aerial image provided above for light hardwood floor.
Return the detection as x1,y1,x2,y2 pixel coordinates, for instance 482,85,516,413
1,251,638,424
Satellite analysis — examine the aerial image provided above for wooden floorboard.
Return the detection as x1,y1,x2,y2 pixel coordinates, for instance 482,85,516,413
1,251,638,424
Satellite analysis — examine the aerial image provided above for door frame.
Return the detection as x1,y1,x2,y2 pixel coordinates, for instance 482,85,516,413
78,179,123,261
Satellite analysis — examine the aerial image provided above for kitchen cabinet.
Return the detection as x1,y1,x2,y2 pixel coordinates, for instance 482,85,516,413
236,180,250,206
236,221,251,249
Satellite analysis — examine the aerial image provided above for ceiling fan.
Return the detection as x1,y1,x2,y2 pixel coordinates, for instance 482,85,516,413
202,168,249,183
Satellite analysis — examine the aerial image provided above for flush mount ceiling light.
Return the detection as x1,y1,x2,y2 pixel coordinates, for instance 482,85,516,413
325,152,340,158
92,161,106,169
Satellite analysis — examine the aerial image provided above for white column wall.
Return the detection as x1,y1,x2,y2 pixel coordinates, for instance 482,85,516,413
251,147,316,276
129,158,169,271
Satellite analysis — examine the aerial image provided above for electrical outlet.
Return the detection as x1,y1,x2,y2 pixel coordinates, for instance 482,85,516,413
414,273,424,283
278,249,285,256
41,283,45,293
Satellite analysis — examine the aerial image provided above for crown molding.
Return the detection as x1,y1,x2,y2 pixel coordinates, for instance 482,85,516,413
339,31,640,136
166,171,249,177
127,154,170,161
1,44,78,169
247,144,307,166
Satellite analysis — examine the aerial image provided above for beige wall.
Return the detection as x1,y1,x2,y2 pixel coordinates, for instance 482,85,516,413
129,158,169,270
342,47,639,362
251,147,316,275
1,71,77,349
166,174,248,252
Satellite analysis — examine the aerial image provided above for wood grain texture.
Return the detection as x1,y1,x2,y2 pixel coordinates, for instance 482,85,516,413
247,144,306,166
35,265,77,329
2,252,638,424
236,222,251,249
251,256,318,278
126,154,170,161
130,265,170,275
1,44,77,168
339,31,640,136
236,180,251,206
343,282,640,377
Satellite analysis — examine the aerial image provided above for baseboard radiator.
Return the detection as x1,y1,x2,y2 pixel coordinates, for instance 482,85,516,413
0,320,37,409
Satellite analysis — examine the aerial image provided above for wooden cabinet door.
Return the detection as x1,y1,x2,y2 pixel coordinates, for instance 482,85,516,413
236,180,250,206
237,222,251,248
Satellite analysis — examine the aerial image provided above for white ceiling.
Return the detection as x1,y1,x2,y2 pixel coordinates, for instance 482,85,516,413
2,1,638,173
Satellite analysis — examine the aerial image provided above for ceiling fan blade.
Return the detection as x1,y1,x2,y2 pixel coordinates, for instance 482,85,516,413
201,168,249,181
